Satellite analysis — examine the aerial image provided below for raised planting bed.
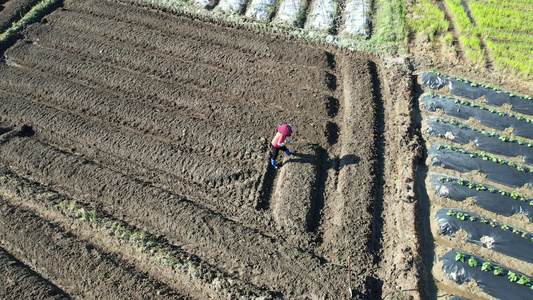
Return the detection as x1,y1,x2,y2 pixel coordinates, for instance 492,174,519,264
427,117,533,164
440,250,533,299
429,143,533,190
421,71,533,115
430,174,533,222
436,208,533,263
422,94,533,140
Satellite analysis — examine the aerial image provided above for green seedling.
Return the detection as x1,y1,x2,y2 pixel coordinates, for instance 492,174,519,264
439,177,445,183
493,266,504,276
468,256,478,267
455,252,466,262
488,188,496,193
501,224,509,230
446,210,457,216
481,262,492,271
517,275,531,285
456,212,468,221
480,218,488,224
469,216,476,222
476,184,485,191
508,271,518,282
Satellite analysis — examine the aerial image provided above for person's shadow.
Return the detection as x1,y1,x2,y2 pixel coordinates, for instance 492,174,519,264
288,152,360,172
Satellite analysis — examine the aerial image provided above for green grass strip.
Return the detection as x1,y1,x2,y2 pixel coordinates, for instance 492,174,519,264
0,0,61,42
407,0,449,42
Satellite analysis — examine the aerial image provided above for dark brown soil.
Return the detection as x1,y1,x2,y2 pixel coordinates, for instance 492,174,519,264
0,0,422,298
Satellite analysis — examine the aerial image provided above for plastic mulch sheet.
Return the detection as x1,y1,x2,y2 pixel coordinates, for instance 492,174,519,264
245,0,276,20
441,250,533,300
305,0,336,31
436,208,533,263
341,0,368,35
429,143,533,190
430,174,533,222
276,0,304,25
218,0,247,13
427,118,533,164
421,72,533,115
422,95,533,140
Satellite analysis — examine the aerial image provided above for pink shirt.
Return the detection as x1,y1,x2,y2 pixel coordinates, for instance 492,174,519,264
271,132,286,148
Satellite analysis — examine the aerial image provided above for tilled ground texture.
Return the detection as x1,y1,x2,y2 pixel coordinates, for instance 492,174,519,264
0,0,420,299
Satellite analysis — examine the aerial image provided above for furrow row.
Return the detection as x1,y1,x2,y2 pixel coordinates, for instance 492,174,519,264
63,0,332,69
0,63,266,160
23,24,330,117
0,168,271,299
45,10,331,93
0,136,348,297
0,201,183,299
4,42,329,144
0,92,260,192
0,246,68,299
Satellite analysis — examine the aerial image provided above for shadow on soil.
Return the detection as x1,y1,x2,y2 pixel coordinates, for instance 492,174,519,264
412,76,438,299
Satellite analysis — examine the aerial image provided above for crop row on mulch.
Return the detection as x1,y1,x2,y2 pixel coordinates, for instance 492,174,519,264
418,73,533,299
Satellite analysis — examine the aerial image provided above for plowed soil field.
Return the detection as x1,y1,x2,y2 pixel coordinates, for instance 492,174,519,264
0,0,421,299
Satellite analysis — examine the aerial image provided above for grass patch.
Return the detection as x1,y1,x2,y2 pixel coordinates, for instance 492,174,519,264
0,0,61,42
407,0,449,42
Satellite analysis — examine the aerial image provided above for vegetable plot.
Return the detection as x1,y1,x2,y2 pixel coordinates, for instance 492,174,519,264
419,71,533,299
441,250,533,300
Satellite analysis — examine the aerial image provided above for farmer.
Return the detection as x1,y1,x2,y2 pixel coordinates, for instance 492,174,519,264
270,124,293,169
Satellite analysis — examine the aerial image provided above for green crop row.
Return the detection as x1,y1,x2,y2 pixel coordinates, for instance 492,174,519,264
434,117,533,148
455,251,533,287
0,0,61,42
467,0,533,78
436,143,532,173
447,210,533,241
407,0,449,42
469,1,533,32
442,0,485,65
437,175,532,203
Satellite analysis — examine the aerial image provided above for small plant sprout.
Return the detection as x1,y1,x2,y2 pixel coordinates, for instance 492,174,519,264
455,252,466,262
488,188,496,193
446,177,454,182
446,210,457,216
456,212,468,221
494,266,504,276
517,275,531,285
467,182,476,189
499,190,508,196
476,184,485,191
458,179,466,186
501,224,509,230
469,216,476,222
481,262,492,272
480,218,488,224
439,177,445,183
468,256,478,267
508,271,518,282
510,192,520,200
